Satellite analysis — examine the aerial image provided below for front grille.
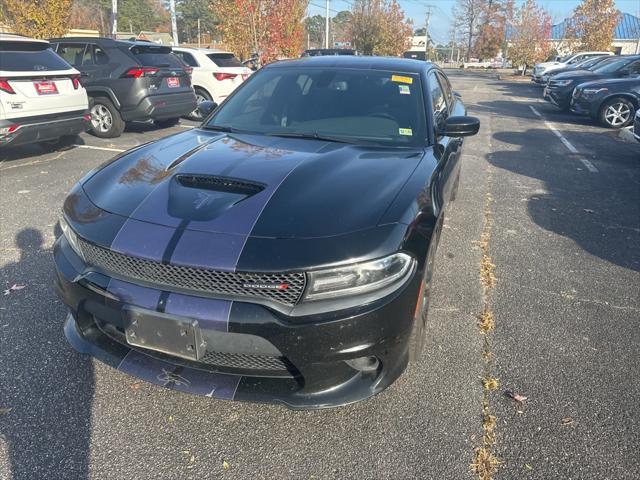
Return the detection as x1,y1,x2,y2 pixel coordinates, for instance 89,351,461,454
201,350,290,372
80,240,306,306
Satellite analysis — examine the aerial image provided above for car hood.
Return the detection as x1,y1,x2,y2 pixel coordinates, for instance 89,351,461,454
551,70,609,82
577,76,640,89
81,129,423,240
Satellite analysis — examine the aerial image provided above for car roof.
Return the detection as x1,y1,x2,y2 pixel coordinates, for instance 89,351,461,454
0,33,49,44
174,47,232,55
267,55,433,74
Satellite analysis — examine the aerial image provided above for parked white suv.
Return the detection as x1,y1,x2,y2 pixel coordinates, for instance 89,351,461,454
172,47,251,119
0,34,90,148
532,51,613,84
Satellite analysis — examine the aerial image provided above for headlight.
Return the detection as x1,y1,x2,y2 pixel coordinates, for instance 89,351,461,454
60,216,84,260
554,80,573,87
582,87,608,97
304,253,415,301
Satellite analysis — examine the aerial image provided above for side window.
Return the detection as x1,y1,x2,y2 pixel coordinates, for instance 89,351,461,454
436,72,454,112
92,45,109,65
56,43,87,67
626,60,640,75
180,52,199,67
428,71,448,132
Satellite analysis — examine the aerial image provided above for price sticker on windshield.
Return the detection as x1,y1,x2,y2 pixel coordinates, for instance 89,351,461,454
392,75,413,84
399,128,413,136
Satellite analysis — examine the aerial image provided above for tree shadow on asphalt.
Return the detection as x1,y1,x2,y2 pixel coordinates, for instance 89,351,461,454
488,129,640,272
0,227,93,479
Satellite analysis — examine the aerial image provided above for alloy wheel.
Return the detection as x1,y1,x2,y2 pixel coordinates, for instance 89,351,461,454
91,104,114,133
604,102,631,127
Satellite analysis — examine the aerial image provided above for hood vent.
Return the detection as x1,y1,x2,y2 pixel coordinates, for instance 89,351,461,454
176,174,265,195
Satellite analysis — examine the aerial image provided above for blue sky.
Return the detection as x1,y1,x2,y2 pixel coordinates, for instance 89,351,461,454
308,0,640,45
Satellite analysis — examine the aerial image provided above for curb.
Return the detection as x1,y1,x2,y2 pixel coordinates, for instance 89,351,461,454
618,127,637,143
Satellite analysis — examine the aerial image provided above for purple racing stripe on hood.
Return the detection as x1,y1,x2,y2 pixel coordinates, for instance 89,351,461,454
169,229,245,271
164,293,232,332
107,279,161,310
110,218,176,262
118,350,241,399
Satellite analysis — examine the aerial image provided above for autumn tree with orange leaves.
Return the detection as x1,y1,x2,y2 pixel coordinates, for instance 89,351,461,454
348,0,412,56
568,0,620,52
1,0,72,38
508,0,552,75
211,0,307,64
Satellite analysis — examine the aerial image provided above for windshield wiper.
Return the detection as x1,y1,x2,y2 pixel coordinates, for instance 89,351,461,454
265,131,363,144
202,124,245,133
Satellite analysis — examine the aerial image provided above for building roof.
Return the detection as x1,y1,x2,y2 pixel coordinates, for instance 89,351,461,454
551,13,640,40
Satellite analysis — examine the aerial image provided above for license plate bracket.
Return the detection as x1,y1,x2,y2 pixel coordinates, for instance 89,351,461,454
123,307,205,361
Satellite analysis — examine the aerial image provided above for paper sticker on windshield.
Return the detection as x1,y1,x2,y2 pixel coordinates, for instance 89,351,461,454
399,128,413,136
398,84,410,95
392,75,413,84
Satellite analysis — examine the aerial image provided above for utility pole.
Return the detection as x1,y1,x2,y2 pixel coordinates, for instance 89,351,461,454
169,0,179,46
325,0,330,49
424,4,435,60
197,18,201,48
110,0,117,38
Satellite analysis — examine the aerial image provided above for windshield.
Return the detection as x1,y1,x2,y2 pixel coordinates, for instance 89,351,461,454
0,41,71,72
576,56,606,69
206,67,426,147
593,57,632,74
558,54,572,63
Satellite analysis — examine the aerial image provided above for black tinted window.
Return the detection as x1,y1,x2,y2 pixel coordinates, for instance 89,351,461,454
429,72,448,131
130,45,184,68
436,72,454,111
176,51,199,67
207,53,243,67
1,41,71,71
208,67,426,146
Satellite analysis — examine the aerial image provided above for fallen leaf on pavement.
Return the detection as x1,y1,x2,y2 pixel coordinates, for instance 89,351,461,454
583,209,594,214
0,407,12,414
223,460,230,470
524,464,533,470
505,390,528,402
130,381,142,391
561,417,574,426
3,284,26,295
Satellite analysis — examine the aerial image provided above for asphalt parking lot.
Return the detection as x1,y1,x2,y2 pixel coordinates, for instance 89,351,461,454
1,71,638,479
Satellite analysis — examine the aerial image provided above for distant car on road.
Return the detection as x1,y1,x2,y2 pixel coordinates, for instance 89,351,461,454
0,34,90,149
532,51,613,84
540,55,614,84
172,47,252,120
570,77,640,128
55,56,479,408
49,37,197,138
544,55,640,111
634,110,640,141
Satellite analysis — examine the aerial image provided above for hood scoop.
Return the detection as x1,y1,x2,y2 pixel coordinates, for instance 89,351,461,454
176,174,265,195
168,174,265,222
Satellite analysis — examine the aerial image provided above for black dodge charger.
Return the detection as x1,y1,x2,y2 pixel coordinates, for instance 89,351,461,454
54,56,479,408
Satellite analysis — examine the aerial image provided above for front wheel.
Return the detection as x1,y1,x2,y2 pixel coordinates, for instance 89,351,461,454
599,97,635,129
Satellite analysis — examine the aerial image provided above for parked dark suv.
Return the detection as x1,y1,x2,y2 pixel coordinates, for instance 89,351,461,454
570,77,640,128
49,37,197,138
544,55,640,110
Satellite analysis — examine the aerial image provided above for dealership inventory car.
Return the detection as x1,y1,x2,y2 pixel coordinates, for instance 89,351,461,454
172,47,251,120
544,55,640,110
570,77,640,128
532,51,613,84
0,34,90,148
49,37,197,138
54,56,479,408
540,55,614,84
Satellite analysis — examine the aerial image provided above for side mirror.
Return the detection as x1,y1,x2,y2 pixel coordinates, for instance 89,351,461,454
442,116,480,137
197,100,218,118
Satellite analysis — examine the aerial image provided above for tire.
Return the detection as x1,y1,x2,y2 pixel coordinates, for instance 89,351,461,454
408,219,441,363
154,117,181,128
89,97,125,138
599,97,635,129
186,88,212,121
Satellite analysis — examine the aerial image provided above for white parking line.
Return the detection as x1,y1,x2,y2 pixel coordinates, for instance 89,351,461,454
74,145,125,153
528,105,598,173
179,125,195,129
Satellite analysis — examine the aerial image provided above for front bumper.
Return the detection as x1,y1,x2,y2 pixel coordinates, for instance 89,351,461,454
569,96,597,117
543,86,572,109
121,91,198,122
0,110,90,147
54,237,421,409
531,74,547,85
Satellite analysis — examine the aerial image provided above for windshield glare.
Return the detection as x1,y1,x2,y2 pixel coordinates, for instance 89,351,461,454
206,67,426,147
593,58,631,74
